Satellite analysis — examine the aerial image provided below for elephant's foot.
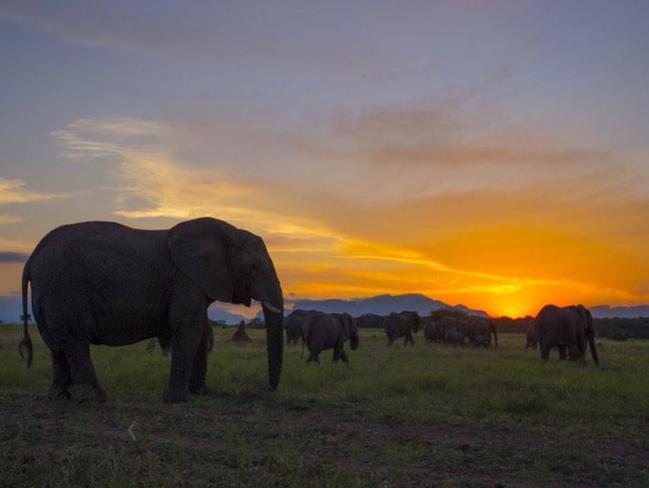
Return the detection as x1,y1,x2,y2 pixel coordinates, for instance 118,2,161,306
189,382,209,396
70,384,106,403
48,386,71,401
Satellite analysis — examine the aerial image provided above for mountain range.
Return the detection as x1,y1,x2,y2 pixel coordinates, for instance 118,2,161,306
2,293,649,324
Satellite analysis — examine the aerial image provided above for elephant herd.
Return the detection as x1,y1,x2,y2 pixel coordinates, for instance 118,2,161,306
284,309,499,364
16,217,599,405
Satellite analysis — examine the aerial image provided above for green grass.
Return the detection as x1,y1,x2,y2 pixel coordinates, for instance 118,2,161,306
1,326,649,487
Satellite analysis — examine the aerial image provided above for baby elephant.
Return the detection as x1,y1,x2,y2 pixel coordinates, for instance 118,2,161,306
302,312,359,364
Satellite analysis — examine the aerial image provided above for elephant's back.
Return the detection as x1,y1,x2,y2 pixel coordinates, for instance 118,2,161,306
29,221,176,339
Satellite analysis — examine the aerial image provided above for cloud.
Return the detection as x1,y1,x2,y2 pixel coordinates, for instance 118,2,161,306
0,252,28,263
0,214,22,225
0,178,58,205
0,1,390,72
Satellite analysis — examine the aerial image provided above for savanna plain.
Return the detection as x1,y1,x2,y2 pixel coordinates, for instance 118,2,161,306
1,326,648,487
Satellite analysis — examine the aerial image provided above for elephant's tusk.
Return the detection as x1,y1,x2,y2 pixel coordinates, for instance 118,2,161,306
262,301,281,314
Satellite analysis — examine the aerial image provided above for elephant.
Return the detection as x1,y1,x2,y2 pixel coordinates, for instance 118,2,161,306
18,217,284,403
525,321,538,349
147,325,214,354
384,311,421,346
535,304,599,364
472,334,491,348
301,312,359,363
423,319,444,344
355,313,386,329
463,316,498,348
443,326,466,345
284,309,317,344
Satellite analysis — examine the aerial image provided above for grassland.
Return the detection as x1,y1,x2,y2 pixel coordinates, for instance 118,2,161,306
1,326,648,487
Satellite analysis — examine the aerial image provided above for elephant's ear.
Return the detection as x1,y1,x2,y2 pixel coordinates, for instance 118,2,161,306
167,218,235,303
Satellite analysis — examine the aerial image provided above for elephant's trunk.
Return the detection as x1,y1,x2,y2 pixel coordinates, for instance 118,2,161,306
350,333,359,350
262,303,284,390
587,331,599,366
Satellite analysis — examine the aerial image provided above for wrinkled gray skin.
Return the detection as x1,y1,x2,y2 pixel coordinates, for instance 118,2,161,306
147,325,214,355
285,309,317,344
535,305,599,364
19,218,284,403
525,321,538,349
384,311,421,346
302,312,359,363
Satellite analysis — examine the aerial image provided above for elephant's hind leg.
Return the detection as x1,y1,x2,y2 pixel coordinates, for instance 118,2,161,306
558,346,568,360
48,350,72,400
65,344,106,402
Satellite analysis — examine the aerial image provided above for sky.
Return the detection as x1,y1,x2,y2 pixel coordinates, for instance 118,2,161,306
1,0,648,318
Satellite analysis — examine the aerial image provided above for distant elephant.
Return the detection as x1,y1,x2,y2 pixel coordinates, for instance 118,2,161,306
525,321,538,349
472,334,490,348
355,313,386,329
384,311,421,346
535,305,599,364
301,312,359,363
444,326,466,345
423,319,443,344
464,317,498,348
19,217,284,403
285,309,317,344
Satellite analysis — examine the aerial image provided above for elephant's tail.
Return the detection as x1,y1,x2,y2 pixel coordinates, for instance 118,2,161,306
19,254,33,367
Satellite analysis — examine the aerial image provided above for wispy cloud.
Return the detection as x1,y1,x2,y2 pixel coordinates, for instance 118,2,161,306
0,178,58,205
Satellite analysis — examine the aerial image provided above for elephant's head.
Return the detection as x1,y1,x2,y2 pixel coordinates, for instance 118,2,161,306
341,313,359,350
168,217,284,388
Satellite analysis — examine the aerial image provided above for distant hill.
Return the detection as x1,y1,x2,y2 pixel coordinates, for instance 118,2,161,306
591,305,649,319
0,294,21,324
292,293,490,318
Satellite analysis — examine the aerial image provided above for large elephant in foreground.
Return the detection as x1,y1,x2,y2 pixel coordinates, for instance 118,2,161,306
301,312,359,363
535,305,599,364
19,217,284,403
384,311,421,346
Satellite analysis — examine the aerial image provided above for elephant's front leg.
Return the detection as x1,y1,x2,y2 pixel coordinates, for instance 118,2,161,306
558,345,568,360
332,345,348,363
165,308,205,403
338,349,349,364
189,323,209,395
